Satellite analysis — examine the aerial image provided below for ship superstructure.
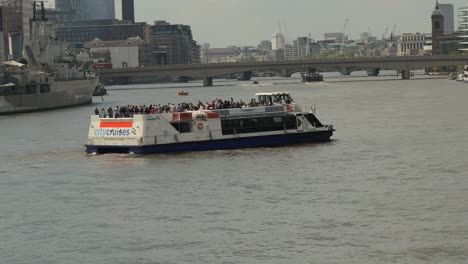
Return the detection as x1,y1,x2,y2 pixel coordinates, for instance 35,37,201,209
0,1,97,114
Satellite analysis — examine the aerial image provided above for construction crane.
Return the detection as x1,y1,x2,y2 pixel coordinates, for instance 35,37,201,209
340,18,349,56
382,25,389,40
390,24,397,41
0,0,17,6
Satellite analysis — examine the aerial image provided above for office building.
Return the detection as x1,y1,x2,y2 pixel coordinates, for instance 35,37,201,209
122,0,135,23
54,0,86,21
439,4,454,33
55,0,115,21
459,5,468,51
397,33,426,56
55,20,145,48
84,36,156,67
151,21,200,65
285,37,321,60
85,0,115,20
272,33,286,50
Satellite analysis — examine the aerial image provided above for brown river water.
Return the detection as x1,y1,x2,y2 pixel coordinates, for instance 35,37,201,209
0,72,467,263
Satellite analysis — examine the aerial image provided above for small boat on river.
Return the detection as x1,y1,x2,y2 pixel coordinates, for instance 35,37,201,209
302,67,324,83
177,91,189,96
85,92,335,155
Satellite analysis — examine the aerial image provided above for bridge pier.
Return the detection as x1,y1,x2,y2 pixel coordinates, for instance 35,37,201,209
401,70,411,80
281,69,292,78
203,77,213,87
340,67,352,76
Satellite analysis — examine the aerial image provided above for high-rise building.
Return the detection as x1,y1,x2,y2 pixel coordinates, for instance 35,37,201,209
272,33,285,50
85,0,115,20
459,5,468,51
151,21,200,65
122,0,135,23
439,3,454,33
55,20,145,48
285,37,321,60
55,0,86,21
55,0,114,21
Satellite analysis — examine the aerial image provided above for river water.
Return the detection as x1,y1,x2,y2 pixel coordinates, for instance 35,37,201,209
1,73,467,264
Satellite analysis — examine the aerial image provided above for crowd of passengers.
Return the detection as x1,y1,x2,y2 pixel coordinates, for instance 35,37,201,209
94,98,278,118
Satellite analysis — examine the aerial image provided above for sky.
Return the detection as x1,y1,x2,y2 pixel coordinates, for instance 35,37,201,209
53,0,468,47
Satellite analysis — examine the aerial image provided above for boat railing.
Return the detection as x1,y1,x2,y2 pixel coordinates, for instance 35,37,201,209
285,104,317,114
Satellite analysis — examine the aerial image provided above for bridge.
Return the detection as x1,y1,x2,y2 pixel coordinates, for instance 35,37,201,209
97,55,468,86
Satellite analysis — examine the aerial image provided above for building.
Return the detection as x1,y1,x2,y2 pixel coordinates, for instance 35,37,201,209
85,0,115,20
439,3,454,33
0,0,34,60
150,21,200,65
397,33,427,56
54,0,86,21
284,44,293,60
271,49,284,61
272,33,286,50
423,35,433,55
122,0,135,23
55,20,145,48
84,36,156,68
360,32,371,39
459,5,468,51
201,47,241,63
55,0,115,21
284,37,321,60
324,32,347,43
432,2,445,55
257,40,272,50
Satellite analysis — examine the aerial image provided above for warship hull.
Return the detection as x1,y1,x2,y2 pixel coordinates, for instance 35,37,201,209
0,79,96,115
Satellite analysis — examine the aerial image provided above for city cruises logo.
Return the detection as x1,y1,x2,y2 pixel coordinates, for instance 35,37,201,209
94,122,136,137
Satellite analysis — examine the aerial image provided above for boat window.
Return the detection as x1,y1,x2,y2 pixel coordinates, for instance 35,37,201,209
40,84,50,93
221,116,288,135
25,84,36,94
171,122,192,133
304,113,324,127
271,94,293,104
283,115,297,130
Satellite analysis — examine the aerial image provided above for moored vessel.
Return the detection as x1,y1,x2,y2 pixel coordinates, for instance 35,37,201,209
302,68,324,83
0,2,97,115
85,92,335,155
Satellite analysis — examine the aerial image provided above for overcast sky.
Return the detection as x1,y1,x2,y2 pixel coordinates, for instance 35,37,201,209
55,0,468,47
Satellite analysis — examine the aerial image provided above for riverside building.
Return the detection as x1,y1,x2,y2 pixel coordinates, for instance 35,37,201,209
459,5,468,51
150,21,200,65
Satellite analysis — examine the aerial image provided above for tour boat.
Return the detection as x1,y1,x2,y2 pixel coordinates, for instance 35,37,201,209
177,91,189,96
85,92,335,155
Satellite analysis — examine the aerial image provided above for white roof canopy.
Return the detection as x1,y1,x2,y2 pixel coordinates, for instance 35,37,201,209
2,60,25,68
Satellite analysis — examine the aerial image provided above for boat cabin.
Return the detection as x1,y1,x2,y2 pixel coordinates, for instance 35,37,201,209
255,92,294,105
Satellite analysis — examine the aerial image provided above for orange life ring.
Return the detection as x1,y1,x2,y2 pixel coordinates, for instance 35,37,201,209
197,123,204,130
